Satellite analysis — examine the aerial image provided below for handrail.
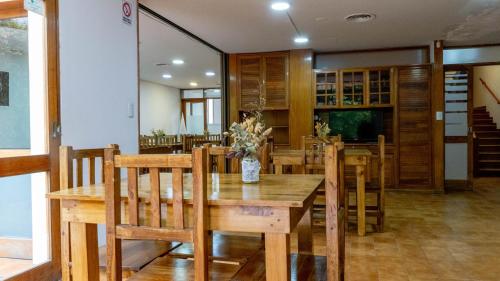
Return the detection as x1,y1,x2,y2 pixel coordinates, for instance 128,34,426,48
479,78,500,104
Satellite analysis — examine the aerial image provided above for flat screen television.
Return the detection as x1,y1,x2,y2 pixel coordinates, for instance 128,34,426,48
316,110,384,142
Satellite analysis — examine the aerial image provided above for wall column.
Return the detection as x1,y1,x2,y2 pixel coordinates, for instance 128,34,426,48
432,40,445,192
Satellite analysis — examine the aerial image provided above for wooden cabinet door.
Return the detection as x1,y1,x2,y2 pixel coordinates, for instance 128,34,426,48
263,53,289,109
398,66,432,188
238,55,262,110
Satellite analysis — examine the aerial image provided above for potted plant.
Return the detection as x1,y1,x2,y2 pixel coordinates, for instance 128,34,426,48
224,98,272,183
315,121,331,143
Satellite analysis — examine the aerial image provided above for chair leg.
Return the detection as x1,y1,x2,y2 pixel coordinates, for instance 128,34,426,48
377,193,384,232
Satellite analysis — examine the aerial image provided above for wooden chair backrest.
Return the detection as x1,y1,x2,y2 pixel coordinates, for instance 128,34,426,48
104,147,208,281
325,142,345,281
301,135,341,173
59,144,119,189
157,135,177,146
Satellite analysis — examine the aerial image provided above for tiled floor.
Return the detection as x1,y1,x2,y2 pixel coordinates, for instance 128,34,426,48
290,178,500,281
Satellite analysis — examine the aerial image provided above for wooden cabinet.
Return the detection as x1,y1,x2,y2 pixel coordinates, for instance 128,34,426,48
237,52,289,110
341,70,365,106
368,68,393,105
314,71,338,108
314,67,394,109
398,65,432,189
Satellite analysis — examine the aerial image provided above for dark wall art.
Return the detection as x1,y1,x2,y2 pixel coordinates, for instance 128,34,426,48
0,71,9,106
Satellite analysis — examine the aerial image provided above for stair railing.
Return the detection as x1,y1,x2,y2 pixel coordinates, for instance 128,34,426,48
479,78,500,104
473,131,479,177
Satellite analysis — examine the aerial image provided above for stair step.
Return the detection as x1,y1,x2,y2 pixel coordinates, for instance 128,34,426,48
478,138,500,145
476,168,500,177
478,160,500,168
479,151,500,160
474,106,487,110
476,131,500,137
474,124,497,130
478,145,500,152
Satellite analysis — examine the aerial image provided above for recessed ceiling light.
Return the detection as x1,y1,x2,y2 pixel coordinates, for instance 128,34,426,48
345,13,376,23
172,59,184,65
294,36,309,44
271,2,290,11
205,71,215,77
162,74,172,79
190,82,198,87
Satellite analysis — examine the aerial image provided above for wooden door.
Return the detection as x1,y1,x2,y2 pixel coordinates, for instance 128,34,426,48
263,53,289,109
398,66,433,189
238,55,262,110
0,1,62,280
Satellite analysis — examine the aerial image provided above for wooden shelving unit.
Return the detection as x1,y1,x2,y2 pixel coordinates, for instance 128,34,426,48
314,71,338,108
341,70,365,106
369,68,393,105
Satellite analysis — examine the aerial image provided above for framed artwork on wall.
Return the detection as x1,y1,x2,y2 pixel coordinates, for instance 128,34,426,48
0,71,8,106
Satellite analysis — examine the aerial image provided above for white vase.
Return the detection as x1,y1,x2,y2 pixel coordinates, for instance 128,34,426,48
241,157,260,183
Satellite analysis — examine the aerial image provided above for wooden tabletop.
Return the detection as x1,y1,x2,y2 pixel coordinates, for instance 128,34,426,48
47,173,324,208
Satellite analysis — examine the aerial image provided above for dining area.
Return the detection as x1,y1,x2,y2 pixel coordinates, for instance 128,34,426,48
46,118,386,281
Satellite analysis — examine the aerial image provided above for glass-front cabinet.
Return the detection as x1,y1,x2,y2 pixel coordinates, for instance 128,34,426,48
369,68,392,105
314,71,337,108
341,70,365,106
313,67,394,108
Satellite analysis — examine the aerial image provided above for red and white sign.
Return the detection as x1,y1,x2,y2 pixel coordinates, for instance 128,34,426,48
122,0,132,25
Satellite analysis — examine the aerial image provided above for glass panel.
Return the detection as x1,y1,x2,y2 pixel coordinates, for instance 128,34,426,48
316,73,326,83
206,98,221,134
204,88,221,98
325,73,335,83
381,94,390,104
0,14,47,159
370,94,379,104
185,102,205,134
0,172,49,278
327,95,336,106
316,84,326,95
316,96,326,107
182,89,203,99
326,84,335,94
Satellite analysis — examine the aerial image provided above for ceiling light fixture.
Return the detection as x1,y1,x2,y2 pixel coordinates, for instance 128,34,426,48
294,36,309,44
344,13,376,23
205,71,215,77
190,82,198,87
172,59,184,65
162,74,172,79
271,2,290,11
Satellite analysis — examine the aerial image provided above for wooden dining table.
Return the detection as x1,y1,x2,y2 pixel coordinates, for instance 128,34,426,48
272,148,372,236
47,173,324,281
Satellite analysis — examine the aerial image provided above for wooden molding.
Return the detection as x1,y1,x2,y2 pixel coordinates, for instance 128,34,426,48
0,155,50,177
0,0,26,20
444,43,500,50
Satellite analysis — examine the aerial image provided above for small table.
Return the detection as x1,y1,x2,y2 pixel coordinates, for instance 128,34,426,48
271,148,372,236
48,173,324,281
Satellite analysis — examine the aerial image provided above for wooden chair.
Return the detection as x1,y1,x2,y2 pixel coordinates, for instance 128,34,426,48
59,145,172,280
302,135,342,174
346,135,385,232
104,147,210,281
59,145,118,281
325,142,346,281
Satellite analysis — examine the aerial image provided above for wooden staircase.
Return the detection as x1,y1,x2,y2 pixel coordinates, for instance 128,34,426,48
473,106,500,177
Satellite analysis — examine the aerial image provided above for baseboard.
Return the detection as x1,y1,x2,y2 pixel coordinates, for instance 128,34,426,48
444,180,472,192
0,237,32,259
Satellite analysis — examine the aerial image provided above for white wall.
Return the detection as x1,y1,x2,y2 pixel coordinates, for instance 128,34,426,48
59,0,139,153
59,0,139,246
140,80,180,135
474,65,500,129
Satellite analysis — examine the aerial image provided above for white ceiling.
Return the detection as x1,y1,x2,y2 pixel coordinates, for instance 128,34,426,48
139,11,221,89
139,0,500,53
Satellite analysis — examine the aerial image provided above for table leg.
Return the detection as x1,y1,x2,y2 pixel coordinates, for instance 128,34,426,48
61,221,71,281
70,222,99,281
297,206,313,255
356,165,366,236
265,233,290,281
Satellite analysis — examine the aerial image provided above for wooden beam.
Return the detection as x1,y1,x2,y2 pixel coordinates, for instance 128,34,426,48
432,40,445,192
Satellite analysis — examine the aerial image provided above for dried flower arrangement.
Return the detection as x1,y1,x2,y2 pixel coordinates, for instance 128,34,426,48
224,96,272,159
151,129,166,137
315,121,331,142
